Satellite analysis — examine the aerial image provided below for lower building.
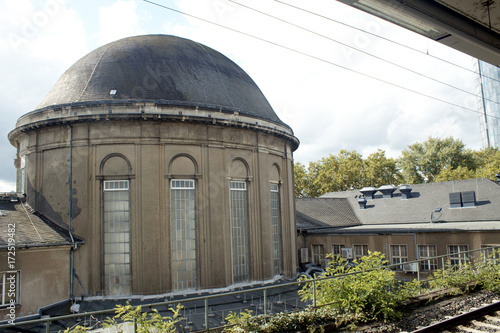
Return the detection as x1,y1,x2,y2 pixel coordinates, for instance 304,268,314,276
0,193,83,319
296,178,500,278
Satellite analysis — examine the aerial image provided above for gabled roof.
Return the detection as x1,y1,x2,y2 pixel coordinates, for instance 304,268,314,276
320,178,500,225
295,198,361,230
0,194,84,249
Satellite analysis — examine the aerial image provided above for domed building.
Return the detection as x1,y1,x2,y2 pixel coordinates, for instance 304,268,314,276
8,35,299,298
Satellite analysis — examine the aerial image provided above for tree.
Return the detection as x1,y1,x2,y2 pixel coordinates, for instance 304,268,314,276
306,150,365,197
435,165,475,182
293,149,399,197
473,147,500,180
293,162,309,198
364,149,401,187
398,137,474,183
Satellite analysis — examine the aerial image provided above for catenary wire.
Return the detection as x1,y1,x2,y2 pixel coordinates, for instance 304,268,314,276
275,0,500,85
229,0,500,107
142,0,500,120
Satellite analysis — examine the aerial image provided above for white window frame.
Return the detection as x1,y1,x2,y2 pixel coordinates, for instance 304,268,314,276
353,244,368,260
390,245,408,270
270,183,282,276
230,180,250,283
170,178,197,291
331,244,346,257
0,271,20,307
418,245,438,271
447,245,469,266
481,244,500,262
311,244,324,264
104,180,129,191
103,179,131,296
171,179,195,190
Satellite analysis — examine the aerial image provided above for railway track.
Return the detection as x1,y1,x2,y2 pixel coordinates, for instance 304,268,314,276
411,299,500,332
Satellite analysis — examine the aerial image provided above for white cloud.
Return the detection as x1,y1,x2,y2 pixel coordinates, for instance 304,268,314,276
0,180,16,193
0,0,486,186
98,0,144,45
0,0,88,183
167,0,482,165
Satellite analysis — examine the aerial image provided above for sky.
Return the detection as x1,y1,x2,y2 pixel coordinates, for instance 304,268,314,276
0,0,483,191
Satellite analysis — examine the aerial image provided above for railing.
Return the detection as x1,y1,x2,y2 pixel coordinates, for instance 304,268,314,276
1,245,498,333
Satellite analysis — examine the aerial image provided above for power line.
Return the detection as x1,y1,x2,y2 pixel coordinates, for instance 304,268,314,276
142,0,499,120
229,0,500,107
275,0,500,85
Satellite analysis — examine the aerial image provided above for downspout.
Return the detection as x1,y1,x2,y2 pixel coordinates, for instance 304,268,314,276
413,233,418,261
69,126,76,300
384,234,388,258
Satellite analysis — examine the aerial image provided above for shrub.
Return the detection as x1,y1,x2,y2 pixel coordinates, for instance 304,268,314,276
62,302,183,333
298,251,410,322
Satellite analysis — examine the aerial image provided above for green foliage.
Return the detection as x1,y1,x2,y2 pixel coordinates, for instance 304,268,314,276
398,136,474,183
223,306,363,333
435,165,475,182
306,150,365,196
364,149,402,187
294,162,309,198
428,260,476,294
476,250,500,292
224,249,500,333
293,138,500,197
299,251,410,322
62,326,89,333
428,248,500,294
294,149,402,197
62,302,183,333
473,147,500,180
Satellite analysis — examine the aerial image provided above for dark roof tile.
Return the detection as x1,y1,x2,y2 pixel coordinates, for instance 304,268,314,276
0,195,83,249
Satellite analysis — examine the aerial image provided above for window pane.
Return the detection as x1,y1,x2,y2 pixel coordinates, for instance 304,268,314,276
390,245,408,270
448,245,469,266
231,182,249,283
418,245,438,270
271,187,282,276
171,180,197,291
103,180,131,296
331,244,345,256
312,244,324,264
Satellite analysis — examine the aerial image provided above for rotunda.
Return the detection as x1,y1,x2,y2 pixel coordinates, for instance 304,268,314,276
9,35,299,296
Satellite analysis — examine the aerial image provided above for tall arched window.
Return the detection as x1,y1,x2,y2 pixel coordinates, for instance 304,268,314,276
170,179,196,291
230,180,249,283
100,154,132,296
168,154,198,291
103,180,131,295
271,183,282,276
270,164,283,276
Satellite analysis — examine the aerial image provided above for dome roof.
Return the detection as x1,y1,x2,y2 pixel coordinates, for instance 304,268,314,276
36,34,282,124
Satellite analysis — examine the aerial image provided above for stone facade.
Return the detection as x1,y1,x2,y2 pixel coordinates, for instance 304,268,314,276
8,35,299,299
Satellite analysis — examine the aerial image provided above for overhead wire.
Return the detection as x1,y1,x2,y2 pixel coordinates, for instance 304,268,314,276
229,0,500,108
142,0,500,120
275,0,500,85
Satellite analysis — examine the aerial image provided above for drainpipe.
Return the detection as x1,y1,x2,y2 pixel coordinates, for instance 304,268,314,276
69,126,76,300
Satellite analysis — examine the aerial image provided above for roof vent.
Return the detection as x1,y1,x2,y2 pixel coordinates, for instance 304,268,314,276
378,184,396,199
449,192,462,208
399,184,412,199
358,195,367,209
360,187,377,200
461,191,476,208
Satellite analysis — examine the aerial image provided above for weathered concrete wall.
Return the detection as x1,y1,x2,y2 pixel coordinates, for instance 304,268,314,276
0,247,70,317
302,231,500,266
